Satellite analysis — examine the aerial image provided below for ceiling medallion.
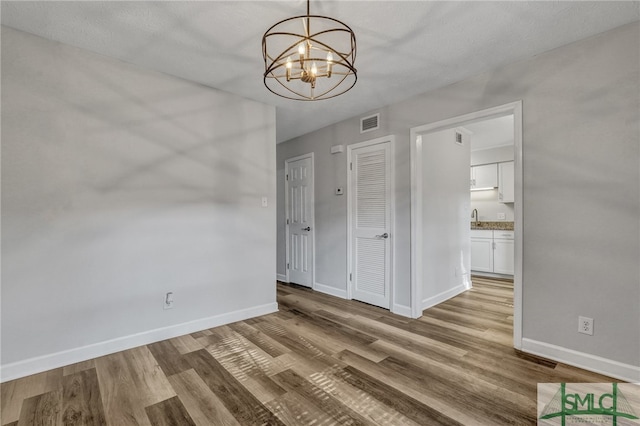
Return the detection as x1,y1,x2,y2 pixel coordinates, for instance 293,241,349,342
262,0,357,101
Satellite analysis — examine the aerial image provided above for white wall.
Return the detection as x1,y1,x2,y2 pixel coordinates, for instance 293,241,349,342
276,22,639,377
471,145,514,166
470,189,515,222
421,128,471,308
1,27,277,379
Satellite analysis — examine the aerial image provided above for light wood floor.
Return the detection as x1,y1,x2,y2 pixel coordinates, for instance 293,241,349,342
1,277,621,426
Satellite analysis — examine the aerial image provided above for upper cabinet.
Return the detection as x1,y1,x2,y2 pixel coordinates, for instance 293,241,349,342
470,163,497,190
498,161,515,203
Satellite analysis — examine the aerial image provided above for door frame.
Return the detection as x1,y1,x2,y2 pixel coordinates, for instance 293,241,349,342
347,135,396,311
284,152,315,289
410,101,524,349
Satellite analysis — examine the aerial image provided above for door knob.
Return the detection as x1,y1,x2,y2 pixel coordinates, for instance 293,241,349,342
376,233,389,239
302,226,311,231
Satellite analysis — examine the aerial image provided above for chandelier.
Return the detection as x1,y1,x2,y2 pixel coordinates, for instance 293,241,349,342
262,0,357,101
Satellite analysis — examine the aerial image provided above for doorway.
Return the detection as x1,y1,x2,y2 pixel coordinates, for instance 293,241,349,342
285,153,315,288
467,115,516,279
410,101,523,349
347,136,395,309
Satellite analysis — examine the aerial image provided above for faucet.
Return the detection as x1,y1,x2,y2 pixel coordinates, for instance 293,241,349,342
471,209,479,225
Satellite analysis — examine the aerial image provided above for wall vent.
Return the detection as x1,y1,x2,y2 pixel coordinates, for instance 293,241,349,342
455,131,463,145
360,113,380,133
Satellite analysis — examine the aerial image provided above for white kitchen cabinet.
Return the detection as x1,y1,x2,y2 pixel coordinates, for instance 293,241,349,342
470,163,497,190
470,230,493,272
498,161,514,203
470,230,514,275
493,231,515,275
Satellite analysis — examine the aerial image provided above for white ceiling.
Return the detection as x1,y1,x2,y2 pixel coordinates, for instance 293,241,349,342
2,1,639,143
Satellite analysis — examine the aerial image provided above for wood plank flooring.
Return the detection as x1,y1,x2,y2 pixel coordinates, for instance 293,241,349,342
1,277,622,425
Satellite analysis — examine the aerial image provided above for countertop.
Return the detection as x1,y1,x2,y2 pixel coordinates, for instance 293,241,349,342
470,221,514,231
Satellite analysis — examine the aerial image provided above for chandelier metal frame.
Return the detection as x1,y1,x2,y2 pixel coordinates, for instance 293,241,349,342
262,0,357,101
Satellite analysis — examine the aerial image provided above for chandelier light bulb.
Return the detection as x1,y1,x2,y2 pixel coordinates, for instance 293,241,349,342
286,56,292,81
298,43,306,66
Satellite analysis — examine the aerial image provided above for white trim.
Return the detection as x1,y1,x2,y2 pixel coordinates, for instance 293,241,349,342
512,103,524,350
0,302,278,383
470,143,515,153
276,273,288,282
284,152,315,290
410,101,524,348
422,284,468,311
346,135,396,310
314,282,348,299
347,146,354,300
392,304,413,318
521,338,640,383
470,271,514,280
410,133,423,318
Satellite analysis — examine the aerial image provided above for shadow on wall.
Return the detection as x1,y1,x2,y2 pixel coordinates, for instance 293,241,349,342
1,27,277,366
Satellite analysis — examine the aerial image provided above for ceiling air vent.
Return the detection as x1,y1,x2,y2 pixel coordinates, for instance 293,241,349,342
360,113,380,133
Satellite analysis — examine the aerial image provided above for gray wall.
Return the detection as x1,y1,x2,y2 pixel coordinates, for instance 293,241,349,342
1,27,276,366
277,22,639,367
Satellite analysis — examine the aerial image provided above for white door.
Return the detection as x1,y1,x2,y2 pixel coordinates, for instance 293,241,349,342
349,139,392,309
471,163,498,189
286,156,314,287
470,238,494,272
498,161,515,203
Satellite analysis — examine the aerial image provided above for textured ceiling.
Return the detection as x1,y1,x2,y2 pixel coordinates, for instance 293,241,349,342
2,1,639,143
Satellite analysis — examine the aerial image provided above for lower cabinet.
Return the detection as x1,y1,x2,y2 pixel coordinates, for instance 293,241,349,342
471,230,514,275
470,230,493,272
493,232,515,275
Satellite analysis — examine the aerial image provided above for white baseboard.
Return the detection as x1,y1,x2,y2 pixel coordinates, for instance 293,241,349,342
471,271,513,280
422,283,468,311
0,302,278,383
521,338,640,383
276,273,288,282
313,282,347,299
392,304,412,318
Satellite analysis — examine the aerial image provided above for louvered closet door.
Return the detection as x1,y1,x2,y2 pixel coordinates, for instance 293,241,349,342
351,142,391,308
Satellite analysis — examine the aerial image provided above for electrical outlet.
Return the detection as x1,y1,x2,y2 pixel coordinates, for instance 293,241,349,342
578,316,593,335
164,292,174,310
497,212,506,220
